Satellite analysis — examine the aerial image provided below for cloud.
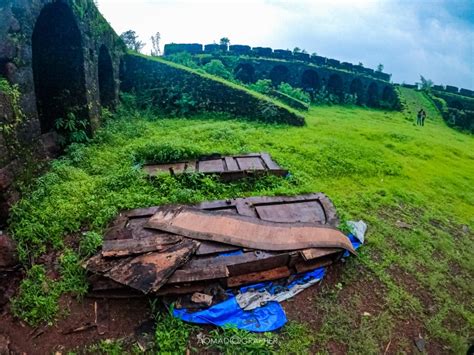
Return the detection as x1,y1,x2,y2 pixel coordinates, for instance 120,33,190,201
97,0,474,89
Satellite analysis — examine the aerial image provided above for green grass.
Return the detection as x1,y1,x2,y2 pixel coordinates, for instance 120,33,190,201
8,88,473,352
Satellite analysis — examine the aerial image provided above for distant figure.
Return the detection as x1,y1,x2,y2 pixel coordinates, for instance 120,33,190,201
421,109,427,126
417,109,423,126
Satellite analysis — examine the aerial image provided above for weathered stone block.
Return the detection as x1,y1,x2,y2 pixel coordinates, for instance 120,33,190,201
0,232,18,268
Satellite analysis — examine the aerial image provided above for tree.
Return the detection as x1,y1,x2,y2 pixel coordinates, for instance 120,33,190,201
311,52,318,57
120,30,145,52
220,37,230,46
293,47,301,54
150,32,161,56
358,62,364,67
377,64,384,72
419,75,433,92
203,59,232,80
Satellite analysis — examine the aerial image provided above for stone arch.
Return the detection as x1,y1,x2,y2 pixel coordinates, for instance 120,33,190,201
0,58,9,79
382,85,397,106
327,74,343,98
98,45,115,109
32,2,88,134
349,78,364,105
269,65,290,86
367,82,379,107
301,69,320,92
234,63,256,84
451,100,464,110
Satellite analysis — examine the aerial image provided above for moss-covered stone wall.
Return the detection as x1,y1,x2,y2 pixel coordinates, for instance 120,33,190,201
120,53,305,126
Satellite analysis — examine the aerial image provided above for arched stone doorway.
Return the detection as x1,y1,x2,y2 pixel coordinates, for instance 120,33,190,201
32,2,88,134
327,74,344,100
349,78,364,105
269,65,290,86
301,69,320,96
367,82,379,107
234,63,256,84
98,45,115,109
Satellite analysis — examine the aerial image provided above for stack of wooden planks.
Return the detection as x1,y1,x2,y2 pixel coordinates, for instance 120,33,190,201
84,194,355,303
143,153,288,181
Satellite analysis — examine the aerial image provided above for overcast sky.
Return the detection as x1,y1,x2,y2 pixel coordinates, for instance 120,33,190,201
96,0,474,89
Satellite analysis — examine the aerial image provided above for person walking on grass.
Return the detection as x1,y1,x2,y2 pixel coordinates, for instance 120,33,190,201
417,109,423,126
421,109,427,126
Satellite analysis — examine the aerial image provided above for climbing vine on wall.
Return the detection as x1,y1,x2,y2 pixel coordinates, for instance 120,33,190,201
0,78,25,152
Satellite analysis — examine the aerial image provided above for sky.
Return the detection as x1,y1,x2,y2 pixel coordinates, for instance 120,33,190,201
96,0,474,89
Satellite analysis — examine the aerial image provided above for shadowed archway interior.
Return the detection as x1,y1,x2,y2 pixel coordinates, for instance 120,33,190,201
98,45,115,109
367,82,379,107
234,63,256,84
32,2,88,134
269,65,290,86
301,69,320,93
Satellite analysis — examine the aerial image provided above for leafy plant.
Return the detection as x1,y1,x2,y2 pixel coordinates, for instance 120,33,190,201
55,112,90,146
203,59,233,80
277,82,311,104
249,79,272,95
79,231,103,257
155,306,196,354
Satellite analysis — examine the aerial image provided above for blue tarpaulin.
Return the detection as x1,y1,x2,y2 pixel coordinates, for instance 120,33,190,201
173,232,362,332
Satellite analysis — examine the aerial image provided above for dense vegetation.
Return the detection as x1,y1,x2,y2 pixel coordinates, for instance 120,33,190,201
8,87,473,353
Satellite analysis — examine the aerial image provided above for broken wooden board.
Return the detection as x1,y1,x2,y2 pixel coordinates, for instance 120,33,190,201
294,252,343,274
104,239,200,294
146,207,356,253
196,193,339,226
227,266,291,288
300,248,342,261
102,235,181,258
143,153,288,181
167,250,291,284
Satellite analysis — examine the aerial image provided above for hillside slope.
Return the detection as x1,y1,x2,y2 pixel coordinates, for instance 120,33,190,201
5,88,473,353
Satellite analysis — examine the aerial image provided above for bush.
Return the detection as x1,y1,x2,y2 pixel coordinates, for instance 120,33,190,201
249,79,272,95
277,83,311,104
166,52,198,69
203,59,233,80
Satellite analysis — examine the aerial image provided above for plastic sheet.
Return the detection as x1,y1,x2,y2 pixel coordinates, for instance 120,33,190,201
173,228,364,332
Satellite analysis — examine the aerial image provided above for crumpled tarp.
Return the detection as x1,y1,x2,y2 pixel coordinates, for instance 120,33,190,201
173,223,365,332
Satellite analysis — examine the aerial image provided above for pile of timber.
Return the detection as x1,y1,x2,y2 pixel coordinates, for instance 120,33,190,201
143,153,288,181
84,194,355,304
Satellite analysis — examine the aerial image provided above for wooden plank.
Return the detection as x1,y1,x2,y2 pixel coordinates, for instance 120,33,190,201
102,235,181,257
301,248,342,261
255,200,326,223
295,256,337,274
83,254,133,275
146,207,356,253
197,159,225,173
260,153,281,170
167,265,229,284
227,266,291,287
236,157,266,170
104,239,200,294
224,157,239,172
196,241,240,256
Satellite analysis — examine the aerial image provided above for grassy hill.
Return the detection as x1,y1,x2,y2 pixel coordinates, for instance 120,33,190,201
8,88,473,353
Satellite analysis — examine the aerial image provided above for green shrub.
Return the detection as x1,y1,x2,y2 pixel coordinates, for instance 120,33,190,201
155,307,196,354
249,79,272,95
167,52,198,69
203,59,233,80
79,231,103,257
132,142,202,165
11,265,60,326
277,82,311,104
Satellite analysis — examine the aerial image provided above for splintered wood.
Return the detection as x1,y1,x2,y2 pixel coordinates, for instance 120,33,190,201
146,207,355,253
84,193,352,298
143,153,288,181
